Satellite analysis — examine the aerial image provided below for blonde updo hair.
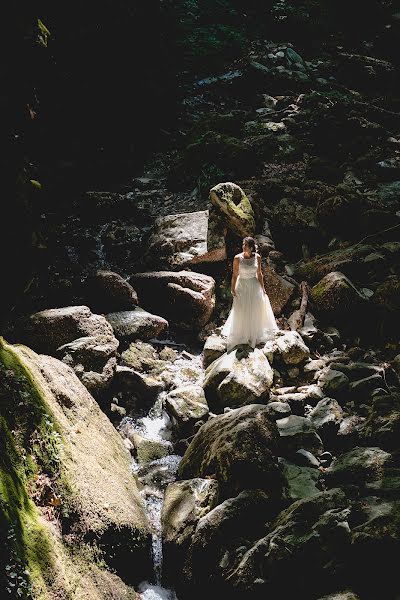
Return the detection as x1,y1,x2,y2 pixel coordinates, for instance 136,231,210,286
243,236,258,254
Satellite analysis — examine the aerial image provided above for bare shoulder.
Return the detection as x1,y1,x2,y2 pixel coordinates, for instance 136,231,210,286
256,252,261,260
234,253,242,260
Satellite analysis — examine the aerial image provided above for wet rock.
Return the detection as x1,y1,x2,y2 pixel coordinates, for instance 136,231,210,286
178,404,286,500
165,385,209,437
203,333,227,368
84,269,138,313
228,489,350,598
162,478,219,584
311,271,367,319
57,334,118,396
146,210,227,269
120,340,176,374
209,181,255,237
22,305,116,355
131,432,172,464
308,398,344,441
280,459,322,502
203,348,273,411
114,365,165,400
274,330,310,365
106,308,168,343
276,415,324,457
130,271,215,330
360,392,400,450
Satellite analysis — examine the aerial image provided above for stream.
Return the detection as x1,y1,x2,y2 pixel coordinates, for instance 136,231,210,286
118,347,204,599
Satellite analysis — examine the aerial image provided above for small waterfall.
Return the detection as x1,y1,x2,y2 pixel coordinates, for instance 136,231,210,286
119,350,203,599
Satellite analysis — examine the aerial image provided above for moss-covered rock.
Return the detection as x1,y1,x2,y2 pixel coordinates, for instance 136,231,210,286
0,338,151,597
209,181,255,237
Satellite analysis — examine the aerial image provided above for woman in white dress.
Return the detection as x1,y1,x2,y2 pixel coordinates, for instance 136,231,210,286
222,237,279,352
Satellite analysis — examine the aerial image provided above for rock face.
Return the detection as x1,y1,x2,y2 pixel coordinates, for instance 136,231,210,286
209,181,255,237
130,271,215,330
264,267,296,315
178,404,286,500
0,339,151,588
84,269,138,313
146,210,227,269
203,348,273,411
21,306,119,396
277,415,324,457
106,308,169,342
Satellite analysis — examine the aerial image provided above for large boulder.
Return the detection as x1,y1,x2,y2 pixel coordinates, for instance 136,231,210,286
209,181,255,237
308,397,344,442
106,308,168,342
274,331,310,365
325,446,400,496
0,339,151,586
178,404,286,500
162,478,219,585
84,269,138,313
228,488,351,598
203,348,273,411
146,210,227,269
22,305,116,355
182,490,278,592
311,272,367,319
280,459,322,502
21,306,119,396
203,333,227,368
130,271,215,330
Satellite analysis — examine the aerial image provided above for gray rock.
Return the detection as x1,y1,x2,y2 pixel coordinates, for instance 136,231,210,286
317,591,361,600
360,392,400,450
162,478,219,582
178,404,286,500
274,331,310,365
311,271,367,318
293,449,320,468
276,415,324,457
280,459,322,502
318,368,350,399
106,308,168,342
266,401,291,420
203,348,273,411
165,385,209,437
130,270,215,330
57,335,118,396
325,446,400,495
349,373,384,398
84,269,138,313
209,181,255,237
22,305,116,355
203,333,227,368
308,398,344,439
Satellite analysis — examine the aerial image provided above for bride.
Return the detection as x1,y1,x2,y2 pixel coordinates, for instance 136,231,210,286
222,237,279,352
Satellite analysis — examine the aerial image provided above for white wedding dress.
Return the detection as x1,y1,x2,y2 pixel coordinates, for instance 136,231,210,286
222,253,279,351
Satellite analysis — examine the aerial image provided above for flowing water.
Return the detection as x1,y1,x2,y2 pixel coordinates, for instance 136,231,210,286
118,350,204,599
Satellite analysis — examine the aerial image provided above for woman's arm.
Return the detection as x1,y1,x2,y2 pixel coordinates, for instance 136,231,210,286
231,256,239,296
256,255,265,293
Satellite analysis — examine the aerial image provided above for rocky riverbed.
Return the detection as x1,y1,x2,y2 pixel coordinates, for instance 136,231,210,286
2,4,400,599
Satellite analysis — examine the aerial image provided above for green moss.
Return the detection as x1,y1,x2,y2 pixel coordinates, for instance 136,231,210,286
0,338,64,597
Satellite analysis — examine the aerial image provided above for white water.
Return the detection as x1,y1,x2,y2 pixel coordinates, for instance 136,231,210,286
120,350,203,598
